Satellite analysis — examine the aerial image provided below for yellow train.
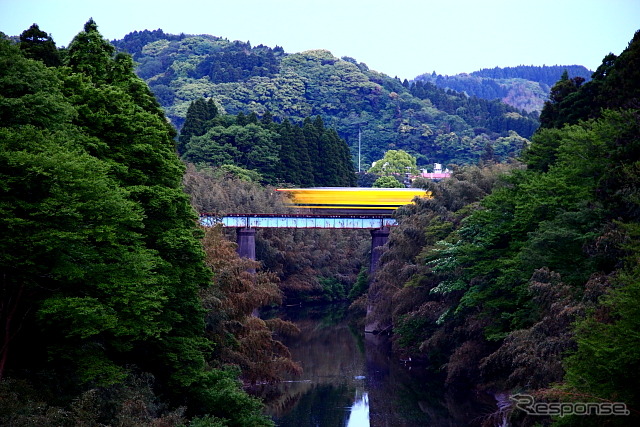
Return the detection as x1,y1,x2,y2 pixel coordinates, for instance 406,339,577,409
276,187,432,215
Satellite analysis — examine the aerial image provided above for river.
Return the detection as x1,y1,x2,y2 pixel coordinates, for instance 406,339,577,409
251,304,502,426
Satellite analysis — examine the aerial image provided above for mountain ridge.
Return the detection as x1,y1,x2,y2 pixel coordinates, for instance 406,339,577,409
414,64,592,112
112,29,541,168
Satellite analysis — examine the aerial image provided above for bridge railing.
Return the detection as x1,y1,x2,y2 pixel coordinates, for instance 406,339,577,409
199,213,397,229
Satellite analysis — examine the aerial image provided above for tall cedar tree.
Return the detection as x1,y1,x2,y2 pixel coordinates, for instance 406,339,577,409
180,106,356,187
2,22,273,425
18,23,61,67
178,98,219,155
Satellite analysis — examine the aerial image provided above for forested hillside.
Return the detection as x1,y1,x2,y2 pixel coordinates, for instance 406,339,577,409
0,22,284,426
367,30,640,425
112,30,539,169
5,17,639,426
178,99,356,187
414,65,592,112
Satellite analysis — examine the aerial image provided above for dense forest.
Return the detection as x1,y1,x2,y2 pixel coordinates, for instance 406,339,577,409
178,99,356,187
111,30,540,169
0,21,294,426
367,30,640,425
414,65,593,112
3,16,640,427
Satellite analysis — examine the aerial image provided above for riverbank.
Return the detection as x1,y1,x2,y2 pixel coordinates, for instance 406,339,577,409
252,303,499,426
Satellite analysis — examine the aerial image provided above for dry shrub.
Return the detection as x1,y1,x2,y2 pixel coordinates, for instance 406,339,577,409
349,294,368,318
201,225,300,383
445,339,491,387
479,268,611,390
0,375,188,427
184,164,368,302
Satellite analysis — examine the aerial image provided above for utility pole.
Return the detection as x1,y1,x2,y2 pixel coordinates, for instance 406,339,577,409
358,126,361,173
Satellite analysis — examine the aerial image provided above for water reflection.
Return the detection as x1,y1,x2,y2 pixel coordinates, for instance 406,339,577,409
254,304,497,426
346,391,369,426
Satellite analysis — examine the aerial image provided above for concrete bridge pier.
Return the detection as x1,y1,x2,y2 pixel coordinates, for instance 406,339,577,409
235,225,390,275
236,228,256,261
369,227,390,275
365,227,390,334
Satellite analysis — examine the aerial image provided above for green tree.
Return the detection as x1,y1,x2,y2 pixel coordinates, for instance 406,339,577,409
62,20,214,390
0,126,159,384
303,116,323,184
520,127,566,172
1,25,273,425
318,127,356,186
233,123,280,182
372,175,404,188
178,98,219,155
184,125,241,166
66,18,117,83
368,149,419,176
276,119,307,185
183,121,280,183
0,36,174,385
18,23,61,67
539,70,586,129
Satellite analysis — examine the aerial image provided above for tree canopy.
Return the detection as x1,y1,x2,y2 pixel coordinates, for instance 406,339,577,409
1,21,272,426
111,31,540,169
414,64,592,112
368,149,419,176
363,29,640,426
180,104,357,187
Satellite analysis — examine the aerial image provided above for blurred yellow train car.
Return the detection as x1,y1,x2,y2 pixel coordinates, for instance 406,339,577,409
276,187,432,215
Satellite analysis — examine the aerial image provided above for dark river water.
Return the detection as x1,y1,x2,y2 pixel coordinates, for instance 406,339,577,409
251,304,502,427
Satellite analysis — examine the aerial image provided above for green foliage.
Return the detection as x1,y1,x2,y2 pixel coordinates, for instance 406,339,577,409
394,314,431,352
111,31,537,168
564,264,640,409
181,108,356,186
190,368,274,426
362,29,640,408
415,65,592,113
539,70,587,128
0,124,165,387
520,127,566,172
368,149,418,176
213,164,263,182
537,30,640,131
409,77,542,136
1,22,270,425
0,373,194,426
435,115,612,339
0,40,73,129
318,277,347,302
18,24,61,67
373,175,405,188
347,267,369,300
66,18,117,83
179,97,220,155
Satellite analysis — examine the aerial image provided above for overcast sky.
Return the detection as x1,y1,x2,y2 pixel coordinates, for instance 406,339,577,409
1,0,638,79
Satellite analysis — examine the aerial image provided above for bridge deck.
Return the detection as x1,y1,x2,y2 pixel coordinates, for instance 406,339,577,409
200,213,397,229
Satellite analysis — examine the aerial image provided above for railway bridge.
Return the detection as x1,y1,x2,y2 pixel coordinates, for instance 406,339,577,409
200,213,397,274
199,187,431,274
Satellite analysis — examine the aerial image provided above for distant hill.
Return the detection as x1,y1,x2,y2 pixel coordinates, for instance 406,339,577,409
414,65,592,112
112,30,540,168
